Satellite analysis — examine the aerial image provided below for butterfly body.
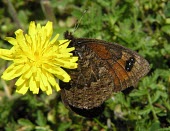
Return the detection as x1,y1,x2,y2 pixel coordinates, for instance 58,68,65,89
61,32,150,116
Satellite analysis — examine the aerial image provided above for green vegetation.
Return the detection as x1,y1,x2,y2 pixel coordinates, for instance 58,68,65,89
0,0,170,130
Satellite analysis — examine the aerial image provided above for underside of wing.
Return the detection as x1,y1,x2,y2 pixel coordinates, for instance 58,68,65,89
61,36,150,110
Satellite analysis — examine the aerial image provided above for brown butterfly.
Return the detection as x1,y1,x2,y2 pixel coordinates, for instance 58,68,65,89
60,31,150,117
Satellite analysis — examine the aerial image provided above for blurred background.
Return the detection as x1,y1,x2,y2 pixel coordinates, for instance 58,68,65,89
0,0,170,130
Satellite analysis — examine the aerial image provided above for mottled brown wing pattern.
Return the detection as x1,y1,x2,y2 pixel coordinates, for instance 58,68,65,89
61,41,114,109
60,32,150,111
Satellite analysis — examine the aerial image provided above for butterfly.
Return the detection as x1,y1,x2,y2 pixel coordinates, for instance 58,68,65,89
60,31,150,117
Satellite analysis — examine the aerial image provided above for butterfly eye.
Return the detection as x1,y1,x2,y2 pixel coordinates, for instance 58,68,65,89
125,57,135,71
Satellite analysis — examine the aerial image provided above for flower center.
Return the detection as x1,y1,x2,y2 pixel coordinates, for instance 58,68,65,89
34,51,41,60
32,51,43,67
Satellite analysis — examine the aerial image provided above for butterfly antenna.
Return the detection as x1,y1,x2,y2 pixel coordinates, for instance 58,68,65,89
72,9,88,34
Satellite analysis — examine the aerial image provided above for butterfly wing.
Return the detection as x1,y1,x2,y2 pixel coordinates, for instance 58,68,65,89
61,36,150,110
61,40,114,109
86,41,150,92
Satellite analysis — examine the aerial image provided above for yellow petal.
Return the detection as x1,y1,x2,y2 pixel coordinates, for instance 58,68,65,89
28,21,36,36
15,75,25,86
29,76,37,92
0,49,13,60
2,63,24,80
15,30,28,53
45,21,53,38
59,40,70,48
54,79,60,91
46,89,52,95
39,78,46,91
46,72,56,86
16,82,29,95
50,34,59,45
4,37,17,45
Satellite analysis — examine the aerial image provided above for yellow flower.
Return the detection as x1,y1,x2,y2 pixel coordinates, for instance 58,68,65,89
0,21,78,95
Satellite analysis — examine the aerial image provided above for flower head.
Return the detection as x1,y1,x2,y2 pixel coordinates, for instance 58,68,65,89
0,21,78,95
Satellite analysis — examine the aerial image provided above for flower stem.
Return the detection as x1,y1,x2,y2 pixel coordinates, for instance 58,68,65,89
1,79,11,99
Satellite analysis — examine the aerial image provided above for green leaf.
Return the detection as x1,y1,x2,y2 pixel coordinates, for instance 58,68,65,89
138,105,152,115
36,110,47,126
161,25,170,35
129,89,148,97
149,121,160,131
18,118,35,130
57,122,72,131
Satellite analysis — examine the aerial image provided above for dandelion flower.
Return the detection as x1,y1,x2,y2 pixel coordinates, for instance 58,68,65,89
0,21,78,95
